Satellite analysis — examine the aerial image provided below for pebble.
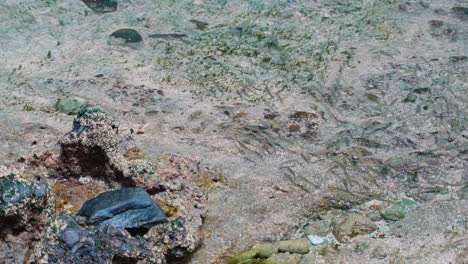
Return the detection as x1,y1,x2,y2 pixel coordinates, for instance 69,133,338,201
307,234,325,245
61,230,80,247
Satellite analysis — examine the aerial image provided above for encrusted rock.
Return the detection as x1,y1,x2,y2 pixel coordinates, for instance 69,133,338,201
0,168,51,222
33,216,165,264
34,109,208,263
0,166,53,264
58,108,125,183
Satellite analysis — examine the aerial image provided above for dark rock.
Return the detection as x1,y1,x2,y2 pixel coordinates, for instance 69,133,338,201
110,29,143,44
81,0,117,13
450,7,468,20
449,56,467,63
77,188,167,228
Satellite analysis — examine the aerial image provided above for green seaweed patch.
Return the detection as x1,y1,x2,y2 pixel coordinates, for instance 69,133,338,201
228,249,260,264
170,216,184,231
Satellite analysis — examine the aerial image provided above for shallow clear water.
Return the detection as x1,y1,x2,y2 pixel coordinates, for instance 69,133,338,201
0,0,466,263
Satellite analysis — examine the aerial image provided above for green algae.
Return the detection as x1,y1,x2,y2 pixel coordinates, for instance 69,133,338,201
229,249,260,264
253,243,278,258
145,0,404,102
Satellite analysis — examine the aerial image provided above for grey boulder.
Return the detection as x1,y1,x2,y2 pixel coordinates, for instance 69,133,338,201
77,187,167,228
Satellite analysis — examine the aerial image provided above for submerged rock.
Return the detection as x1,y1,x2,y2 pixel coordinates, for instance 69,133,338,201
0,173,49,219
380,205,406,221
29,109,206,263
0,167,53,264
332,214,377,243
81,0,117,13
380,199,418,221
34,216,164,264
77,187,167,228
56,97,88,115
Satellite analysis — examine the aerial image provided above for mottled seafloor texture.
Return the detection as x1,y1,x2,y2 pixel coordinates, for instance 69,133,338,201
0,0,467,263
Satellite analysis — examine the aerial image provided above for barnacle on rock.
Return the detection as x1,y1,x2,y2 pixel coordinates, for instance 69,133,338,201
27,109,208,263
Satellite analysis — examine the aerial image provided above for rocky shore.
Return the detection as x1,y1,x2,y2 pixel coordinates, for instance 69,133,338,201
0,0,466,263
